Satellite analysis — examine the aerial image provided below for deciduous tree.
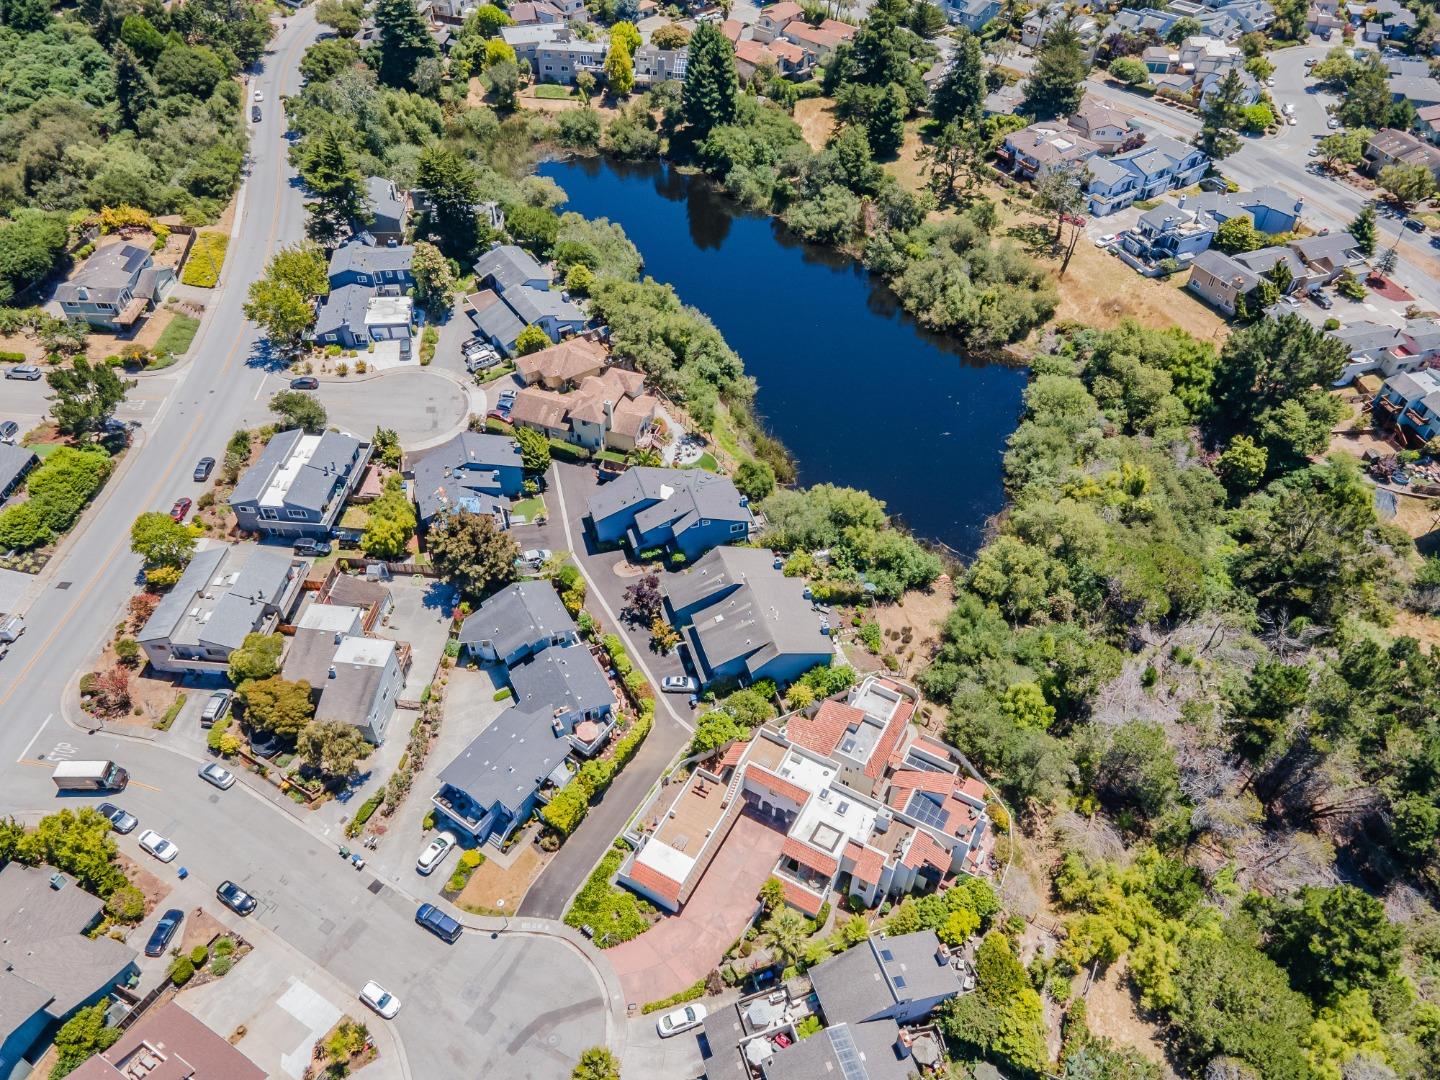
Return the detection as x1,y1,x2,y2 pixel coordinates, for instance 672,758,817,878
269,390,329,433
228,632,285,684
426,509,520,598
297,720,372,780
47,359,134,436
130,512,196,568
238,676,315,739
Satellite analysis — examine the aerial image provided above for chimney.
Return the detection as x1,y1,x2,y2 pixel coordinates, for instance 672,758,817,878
603,400,614,427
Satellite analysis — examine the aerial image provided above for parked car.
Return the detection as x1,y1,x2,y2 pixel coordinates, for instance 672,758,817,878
1308,288,1334,309
216,880,258,915
292,538,332,556
466,350,501,373
1305,56,1318,67
657,1003,707,1038
253,89,263,102
0,421,17,444
1327,117,1342,129
518,548,552,568
5,364,42,380
360,981,401,1019
96,802,138,834
145,909,184,957
415,903,462,943
193,456,215,481
1404,217,1427,233
251,105,261,122
200,690,232,728
661,675,700,694
1093,233,1117,248
199,762,236,790
289,377,319,390
138,829,179,863
416,831,458,875
249,729,283,758
1281,102,1295,116
169,498,192,522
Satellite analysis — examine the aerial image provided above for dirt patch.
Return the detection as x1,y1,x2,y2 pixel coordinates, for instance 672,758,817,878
1083,960,1173,1072
118,854,173,918
868,579,954,680
1393,609,1440,652
506,83,621,120
180,907,230,954
457,842,548,914
1048,240,1228,342
794,98,838,152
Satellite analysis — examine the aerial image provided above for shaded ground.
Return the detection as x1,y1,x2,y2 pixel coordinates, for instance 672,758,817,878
1083,961,1173,1074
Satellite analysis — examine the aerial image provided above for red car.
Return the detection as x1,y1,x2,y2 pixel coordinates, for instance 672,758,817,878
169,498,192,522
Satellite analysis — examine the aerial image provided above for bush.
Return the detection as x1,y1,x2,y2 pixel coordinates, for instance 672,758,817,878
104,885,146,923
114,637,141,666
180,232,229,288
641,979,706,1013
169,956,195,986
190,945,209,966
345,791,384,837
206,716,231,754
493,687,513,701
213,936,236,958
154,692,187,731
210,955,233,976
563,842,654,947
0,447,113,552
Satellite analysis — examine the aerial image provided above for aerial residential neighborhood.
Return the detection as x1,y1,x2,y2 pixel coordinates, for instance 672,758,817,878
6,0,1440,1078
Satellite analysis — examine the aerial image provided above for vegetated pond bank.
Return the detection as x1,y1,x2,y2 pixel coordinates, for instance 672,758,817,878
537,154,1027,557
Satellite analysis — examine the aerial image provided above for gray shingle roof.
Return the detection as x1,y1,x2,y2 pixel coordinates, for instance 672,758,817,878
365,176,406,225
474,245,550,290
457,580,575,658
1329,320,1401,355
663,546,778,615
810,932,965,1027
761,1020,914,1080
232,429,363,514
689,580,829,678
314,281,372,337
54,244,150,304
436,703,573,814
471,245,584,328
508,644,614,718
0,443,38,499
587,467,752,537
412,432,522,523
330,241,414,278
137,544,298,653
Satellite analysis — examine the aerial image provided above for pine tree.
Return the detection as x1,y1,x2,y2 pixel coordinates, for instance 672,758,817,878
415,145,481,257
1198,68,1245,160
1349,202,1377,258
1021,17,1087,120
302,130,369,244
866,83,907,159
682,21,737,136
932,29,985,126
113,42,156,133
374,0,439,90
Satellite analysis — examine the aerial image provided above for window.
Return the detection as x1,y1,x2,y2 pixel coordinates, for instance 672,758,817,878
286,509,307,520
260,508,279,520
880,949,894,962
235,505,254,515
730,523,747,534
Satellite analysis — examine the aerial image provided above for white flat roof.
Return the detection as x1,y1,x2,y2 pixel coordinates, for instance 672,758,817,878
637,840,695,883
261,433,322,508
334,636,395,667
298,604,365,633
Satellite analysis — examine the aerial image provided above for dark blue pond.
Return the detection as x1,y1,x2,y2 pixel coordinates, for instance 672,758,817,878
538,155,1027,556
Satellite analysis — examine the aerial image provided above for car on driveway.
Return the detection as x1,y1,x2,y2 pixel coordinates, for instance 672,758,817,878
145,909,184,957
516,548,551,570
1308,288,1334,309
292,537,332,556
1093,233,1117,248
416,831,458,875
415,903,462,943
662,675,700,694
5,364,41,380
1405,217,1427,233
249,729,283,758
1327,117,1341,129
193,457,215,481
361,981,401,1019
169,498,192,522
0,421,18,444
289,376,319,390
656,1003,707,1038
216,880,258,915
96,802,138,834
201,689,232,728
138,829,178,863
199,762,236,790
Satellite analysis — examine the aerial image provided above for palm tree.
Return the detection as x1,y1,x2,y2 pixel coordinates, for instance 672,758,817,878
764,907,810,968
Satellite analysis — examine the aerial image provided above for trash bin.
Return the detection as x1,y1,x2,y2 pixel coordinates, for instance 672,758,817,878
177,867,188,880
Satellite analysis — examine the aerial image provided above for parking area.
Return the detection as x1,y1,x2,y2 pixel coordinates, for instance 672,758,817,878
311,369,471,447
368,573,456,699
1,373,51,439
605,813,787,1005
624,1010,708,1080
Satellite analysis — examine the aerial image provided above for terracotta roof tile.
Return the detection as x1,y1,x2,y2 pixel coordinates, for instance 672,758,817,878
843,840,885,885
746,765,809,806
782,836,839,877
958,777,988,805
781,878,826,917
903,829,953,873
786,700,863,757
628,860,683,905
864,701,911,780
717,740,748,771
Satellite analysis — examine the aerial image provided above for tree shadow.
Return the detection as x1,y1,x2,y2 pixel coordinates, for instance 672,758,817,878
1005,222,1059,256
421,579,457,613
244,340,295,374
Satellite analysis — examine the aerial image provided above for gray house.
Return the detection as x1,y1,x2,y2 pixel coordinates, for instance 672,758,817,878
664,547,831,688
54,243,175,331
410,431,526,531
456,580,578,666
136,543,308,674
809,931,969,1027
313,242,415,349
0,443,39,505
586,467,754,560
314,635,406,744
761,1021,916,1080
0,864,139,1078
230,429,371,538
362,176,411,244
468,245,587,355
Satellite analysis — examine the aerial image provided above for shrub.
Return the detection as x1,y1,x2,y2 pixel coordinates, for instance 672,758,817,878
206,716,231,754
180,232,229,288
154,693,187,731
169,956,195,986
345,791,384,837
114,638,141,666
190,945,209,966
563,842,654,947
210,955,233,976
213,936,236,958
104,885,146,923
493,687,513,701
641,979,707,1013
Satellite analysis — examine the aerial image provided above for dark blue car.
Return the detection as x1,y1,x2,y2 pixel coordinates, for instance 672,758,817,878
145,909,184,957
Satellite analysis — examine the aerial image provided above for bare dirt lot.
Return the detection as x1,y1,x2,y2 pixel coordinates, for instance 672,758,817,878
457,841,548,915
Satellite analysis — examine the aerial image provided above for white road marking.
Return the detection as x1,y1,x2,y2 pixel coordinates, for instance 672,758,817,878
15,715,51,764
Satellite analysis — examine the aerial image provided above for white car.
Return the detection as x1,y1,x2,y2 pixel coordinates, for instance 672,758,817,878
1328,117,1342,129
360,981,401,1019
253,89,264,102
1265,76,1275,87
1281,102,1295,116
416,831,458,875
1093,233,1117,248
657,1003,707,1038
138,829,179,863
199,762,236,790
661,675,699,694
519,548,552,568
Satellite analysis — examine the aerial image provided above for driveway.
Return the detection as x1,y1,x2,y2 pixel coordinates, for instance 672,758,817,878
605,814,786,1005
375,574,456,699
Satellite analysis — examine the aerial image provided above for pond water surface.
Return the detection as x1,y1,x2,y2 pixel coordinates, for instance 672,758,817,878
538,155,1027,556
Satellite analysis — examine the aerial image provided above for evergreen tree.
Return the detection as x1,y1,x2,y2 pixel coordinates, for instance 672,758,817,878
682,21,738,136
374,0,439,90
113,42,156,133
931,29,985,126
850,0,914,89
415,145,481,257
866,83,907,159
1021,17,1087,119
1198,69,1246,160
301,130,369,244
3,0,52,32
1349,201,1378,258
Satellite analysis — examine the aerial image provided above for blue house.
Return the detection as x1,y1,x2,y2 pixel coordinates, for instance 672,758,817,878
1089,135,1210,216
410,431,526,531
1375,369,1440,444
947,0,1000,30
586,467,754,560
313,240,415,348
468,244,588,355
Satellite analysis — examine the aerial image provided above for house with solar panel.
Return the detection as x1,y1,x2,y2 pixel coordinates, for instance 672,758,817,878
55,243,176,331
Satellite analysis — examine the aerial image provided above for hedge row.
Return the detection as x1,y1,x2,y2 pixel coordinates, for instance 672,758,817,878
0,447,114,551
541,710,653,838
563,841,654,948
641,979,706,1014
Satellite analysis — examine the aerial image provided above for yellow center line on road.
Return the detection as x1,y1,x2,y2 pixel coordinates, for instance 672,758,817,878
0,18,314,723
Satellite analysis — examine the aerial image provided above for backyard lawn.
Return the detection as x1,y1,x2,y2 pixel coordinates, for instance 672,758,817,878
531,84,573,100
512,495,547,521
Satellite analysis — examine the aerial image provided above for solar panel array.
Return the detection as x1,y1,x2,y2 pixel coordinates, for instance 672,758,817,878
907,790,951,830
828,1024,869,1080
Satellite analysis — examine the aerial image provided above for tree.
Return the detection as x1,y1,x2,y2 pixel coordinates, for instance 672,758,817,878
759,876,785,912
113,42,156,133
47,360,134,436
623,571,664,624
374,0,439,90
362,474,417,558
468,3,512,37
514,426,551,472
4,0,52,32
652,23,690,50
245,245,330,354
15,808,127,897
1165,15,1203,43
415,145,482,258
1109,56,1150,85
410,241,455,315
1317,128,1371,170
229,632,285,684
301,130,368,244
130,512,195,568
1375,246,1399,279
865,83,907,159
297,720,372,780
1260,885,1402,1001
931,30,985,125
735,459,776,502
691,710,747,755
104,883,146,923
1035,162,1089,243
301,39,362,84
238,676,314,738
1217,434,1267,493
0,211,70,305
1213,215,1265,255
576,69,597,105
515,325,551,355
1349,202,1378,258
571,1047,620,1080
610,20,641,57
427,510,520,598
316,0,365,35
605,42,635,97
1023,16,1088,119
683,21,738,136
942,932,1048,1073
1199,69,1246,160
269,390,329,433
1379,162,1437,207
1210,314,1348,434
764,907,810,967
50,1002,120,1079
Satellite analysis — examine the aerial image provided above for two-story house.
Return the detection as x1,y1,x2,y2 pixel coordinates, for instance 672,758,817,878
947,0,1000,29
1375,368,1440,444
1365,127,1440,181
410,431,526,531
230,428,372,538
1089,135,1209,214
586,467,755,559
633,44,688,86
361,176,411,244
1335,318,1440,382
1021,3,1098,48
136,543,308,673
753,0,803,42
468,244,587,354
510,363,662,454
313,241,415,349
1066,101,1142,153
535,38,608,83
998,123,1100,178
55,243,175,331
1121,201,1222,264
456,579,578,665
1186,248,1263,314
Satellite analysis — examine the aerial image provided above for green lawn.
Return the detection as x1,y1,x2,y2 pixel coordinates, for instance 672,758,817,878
180,232,229,288
512,495,547,521
531,84,574,100
30,442,66,460
154,313,200,359
686,452,719,473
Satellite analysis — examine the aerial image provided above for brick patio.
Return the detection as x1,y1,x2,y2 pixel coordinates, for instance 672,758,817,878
607,813,787,1006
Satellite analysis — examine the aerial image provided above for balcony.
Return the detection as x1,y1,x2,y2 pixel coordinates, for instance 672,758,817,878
432,786,487,834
